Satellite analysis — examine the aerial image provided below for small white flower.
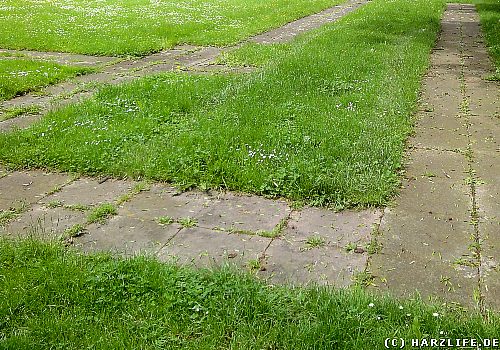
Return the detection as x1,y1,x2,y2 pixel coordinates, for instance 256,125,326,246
406,313,412,317
368,303,375,308
440,331,444,335
399,305,404,310
433,312,439,317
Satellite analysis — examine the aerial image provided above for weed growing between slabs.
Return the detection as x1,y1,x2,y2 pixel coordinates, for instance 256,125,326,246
0,59,92,101
0,0,445,208
0,238,499,349
0,0,341,56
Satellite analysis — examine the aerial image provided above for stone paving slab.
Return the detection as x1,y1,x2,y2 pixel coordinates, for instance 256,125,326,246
75,215,179,256
283,207,379,248
118,184,209,221
157,227,269,268
39,177,134,206
262,238,366,287
394,149,470,216
1,204,86,238
0,170,70,211
370,3,500,309
196,192,290,232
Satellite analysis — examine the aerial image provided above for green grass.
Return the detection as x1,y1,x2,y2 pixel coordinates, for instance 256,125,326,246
0,0,445,208
86,203,117,224
0,0,342,56
0,238,499,349
475,0,500,79
217,43,293,67
0,59,92,101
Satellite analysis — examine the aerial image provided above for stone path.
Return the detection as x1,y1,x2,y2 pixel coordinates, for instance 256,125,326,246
0,2,498,309
370,4,499,311
0,0,375,287
0,169,381,287
0,0,367,132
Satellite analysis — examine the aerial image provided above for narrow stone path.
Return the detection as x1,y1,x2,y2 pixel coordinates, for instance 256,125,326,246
0,168,380,287
0,0,368,132
370,4,499,311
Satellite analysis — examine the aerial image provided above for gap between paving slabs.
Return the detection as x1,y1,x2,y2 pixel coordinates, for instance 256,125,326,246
0,0,369,132
369,3,500,311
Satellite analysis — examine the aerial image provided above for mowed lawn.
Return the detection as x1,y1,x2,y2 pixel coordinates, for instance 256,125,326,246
0,0,341,56
0,0,445,208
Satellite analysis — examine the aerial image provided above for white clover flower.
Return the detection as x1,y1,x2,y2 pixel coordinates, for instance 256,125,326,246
368,303,375,308
433,312,439,317
399,305,404,310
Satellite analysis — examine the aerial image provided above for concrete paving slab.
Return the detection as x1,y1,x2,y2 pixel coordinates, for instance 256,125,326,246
283,207,380,248
40,177,133,206
395,150,470,215
75,215,179,256
157,227,269,268
0,170,70,211
261,237,366,287
118,184,209,221
1,204,86,238
196,192,290,232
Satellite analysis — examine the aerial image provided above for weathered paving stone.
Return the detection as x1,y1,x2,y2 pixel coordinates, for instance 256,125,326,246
118,184,209,221
1,204,86,238
284,207,379,248
0,170,70,211
196,192,290,232
261,239,365,287
395,149,470,215
260,208,380,286
39,177,133,206
74,215,179,256
157,227,269,268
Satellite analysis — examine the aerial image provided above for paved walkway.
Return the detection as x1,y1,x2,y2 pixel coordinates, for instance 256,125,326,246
0,0,375,288
0,2,498,311
0,0,367,132
370,4,499,311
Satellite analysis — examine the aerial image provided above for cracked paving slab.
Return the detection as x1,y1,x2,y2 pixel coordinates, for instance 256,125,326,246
260,208,380,286
157,227,270,269
0,170,70,211
1,204,87,239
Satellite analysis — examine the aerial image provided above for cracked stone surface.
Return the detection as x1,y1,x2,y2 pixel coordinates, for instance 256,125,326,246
39,177,134,206
259,208,379,286
196,192,290,232
0,170,70,211
157,227,270,268
1,204,87,238
371,3,500,310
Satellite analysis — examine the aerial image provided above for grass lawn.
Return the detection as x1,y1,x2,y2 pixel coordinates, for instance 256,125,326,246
0,0,341,56
474,0,500,79
0,58,92,102
0,0,445,208
0,238,499,349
